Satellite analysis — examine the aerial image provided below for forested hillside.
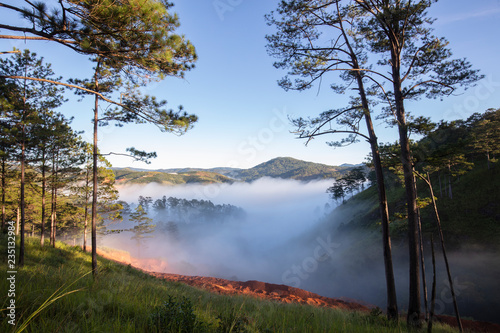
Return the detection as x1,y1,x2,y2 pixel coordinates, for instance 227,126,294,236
113,168,235,185
329,109,500,247
113,157,359,185
308,110,500,324
236,157,355,182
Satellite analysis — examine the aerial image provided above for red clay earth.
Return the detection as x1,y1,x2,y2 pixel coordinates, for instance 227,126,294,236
97,248,500,333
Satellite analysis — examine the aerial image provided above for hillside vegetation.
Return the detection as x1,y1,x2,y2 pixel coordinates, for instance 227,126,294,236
334,110,500,248
236,157,355,182
311,110,500,324
113,157,358,185
113,169,235,185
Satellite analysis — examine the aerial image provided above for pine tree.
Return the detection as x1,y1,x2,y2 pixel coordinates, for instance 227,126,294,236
129,205,155,258
0,50,65,264
470,109,500,170
2,1,199,277
352,1,482,326
266,0,399,319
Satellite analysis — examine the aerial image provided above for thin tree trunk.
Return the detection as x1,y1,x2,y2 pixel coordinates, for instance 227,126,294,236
424,172,462,332
418,215,429,321
1,158,6,232
415,175,429,321
438,172,442,198
50,187,55,246
50,157,56,247
83,206,88,252
486,151,490,170
428,235,437,333
418,206,429,322
19,123,25,266
52,176,58,248
16,206,19,235
448,167,453,200
91,60,101,277
40,158,46,246
19,69,27,267
83,166,90,252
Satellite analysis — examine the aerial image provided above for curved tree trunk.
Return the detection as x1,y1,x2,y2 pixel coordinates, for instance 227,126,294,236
424,172,463,332
415,177,429,321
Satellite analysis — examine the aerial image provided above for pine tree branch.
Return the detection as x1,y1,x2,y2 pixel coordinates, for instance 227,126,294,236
0,34,76,44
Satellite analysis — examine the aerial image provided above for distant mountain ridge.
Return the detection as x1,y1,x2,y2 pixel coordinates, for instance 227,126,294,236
113,157,361,185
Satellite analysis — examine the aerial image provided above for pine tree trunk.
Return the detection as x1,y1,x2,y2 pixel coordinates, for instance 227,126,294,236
41,158,46,247
19,112,26,267
50,186,55,246
391,55,420,327
84,206,88,252
19,61,28,267
16,206,19,236
425,173,463,331
50,156,57,247
91,60,101,277
448,173,453,200
53,178,58,248
428,235,437,333
438,172,442,198
1,158,5,232
356,71,398,321
418,214,429,321
415,176,429,321
83,166,90,252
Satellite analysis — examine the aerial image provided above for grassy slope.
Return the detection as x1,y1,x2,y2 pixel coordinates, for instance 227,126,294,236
0,237,458,333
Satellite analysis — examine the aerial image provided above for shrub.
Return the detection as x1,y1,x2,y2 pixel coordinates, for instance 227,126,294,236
150,295,206,332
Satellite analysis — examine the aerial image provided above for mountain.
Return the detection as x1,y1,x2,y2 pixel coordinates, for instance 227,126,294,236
113,169,235,185
112,157,362,185
155,167,241,177
235,157,353,182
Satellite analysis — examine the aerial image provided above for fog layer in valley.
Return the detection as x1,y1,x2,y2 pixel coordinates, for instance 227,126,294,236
102,178,500,324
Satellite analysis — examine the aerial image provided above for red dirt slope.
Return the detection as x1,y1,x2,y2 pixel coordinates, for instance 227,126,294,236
149,272,371,312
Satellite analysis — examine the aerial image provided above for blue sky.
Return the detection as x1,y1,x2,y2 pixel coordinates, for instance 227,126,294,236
2,0,500,169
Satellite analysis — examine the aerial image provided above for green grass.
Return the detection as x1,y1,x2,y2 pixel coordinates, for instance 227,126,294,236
1,236,461,332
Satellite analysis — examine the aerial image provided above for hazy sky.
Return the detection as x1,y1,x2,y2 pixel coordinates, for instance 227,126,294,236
2,0,500,169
